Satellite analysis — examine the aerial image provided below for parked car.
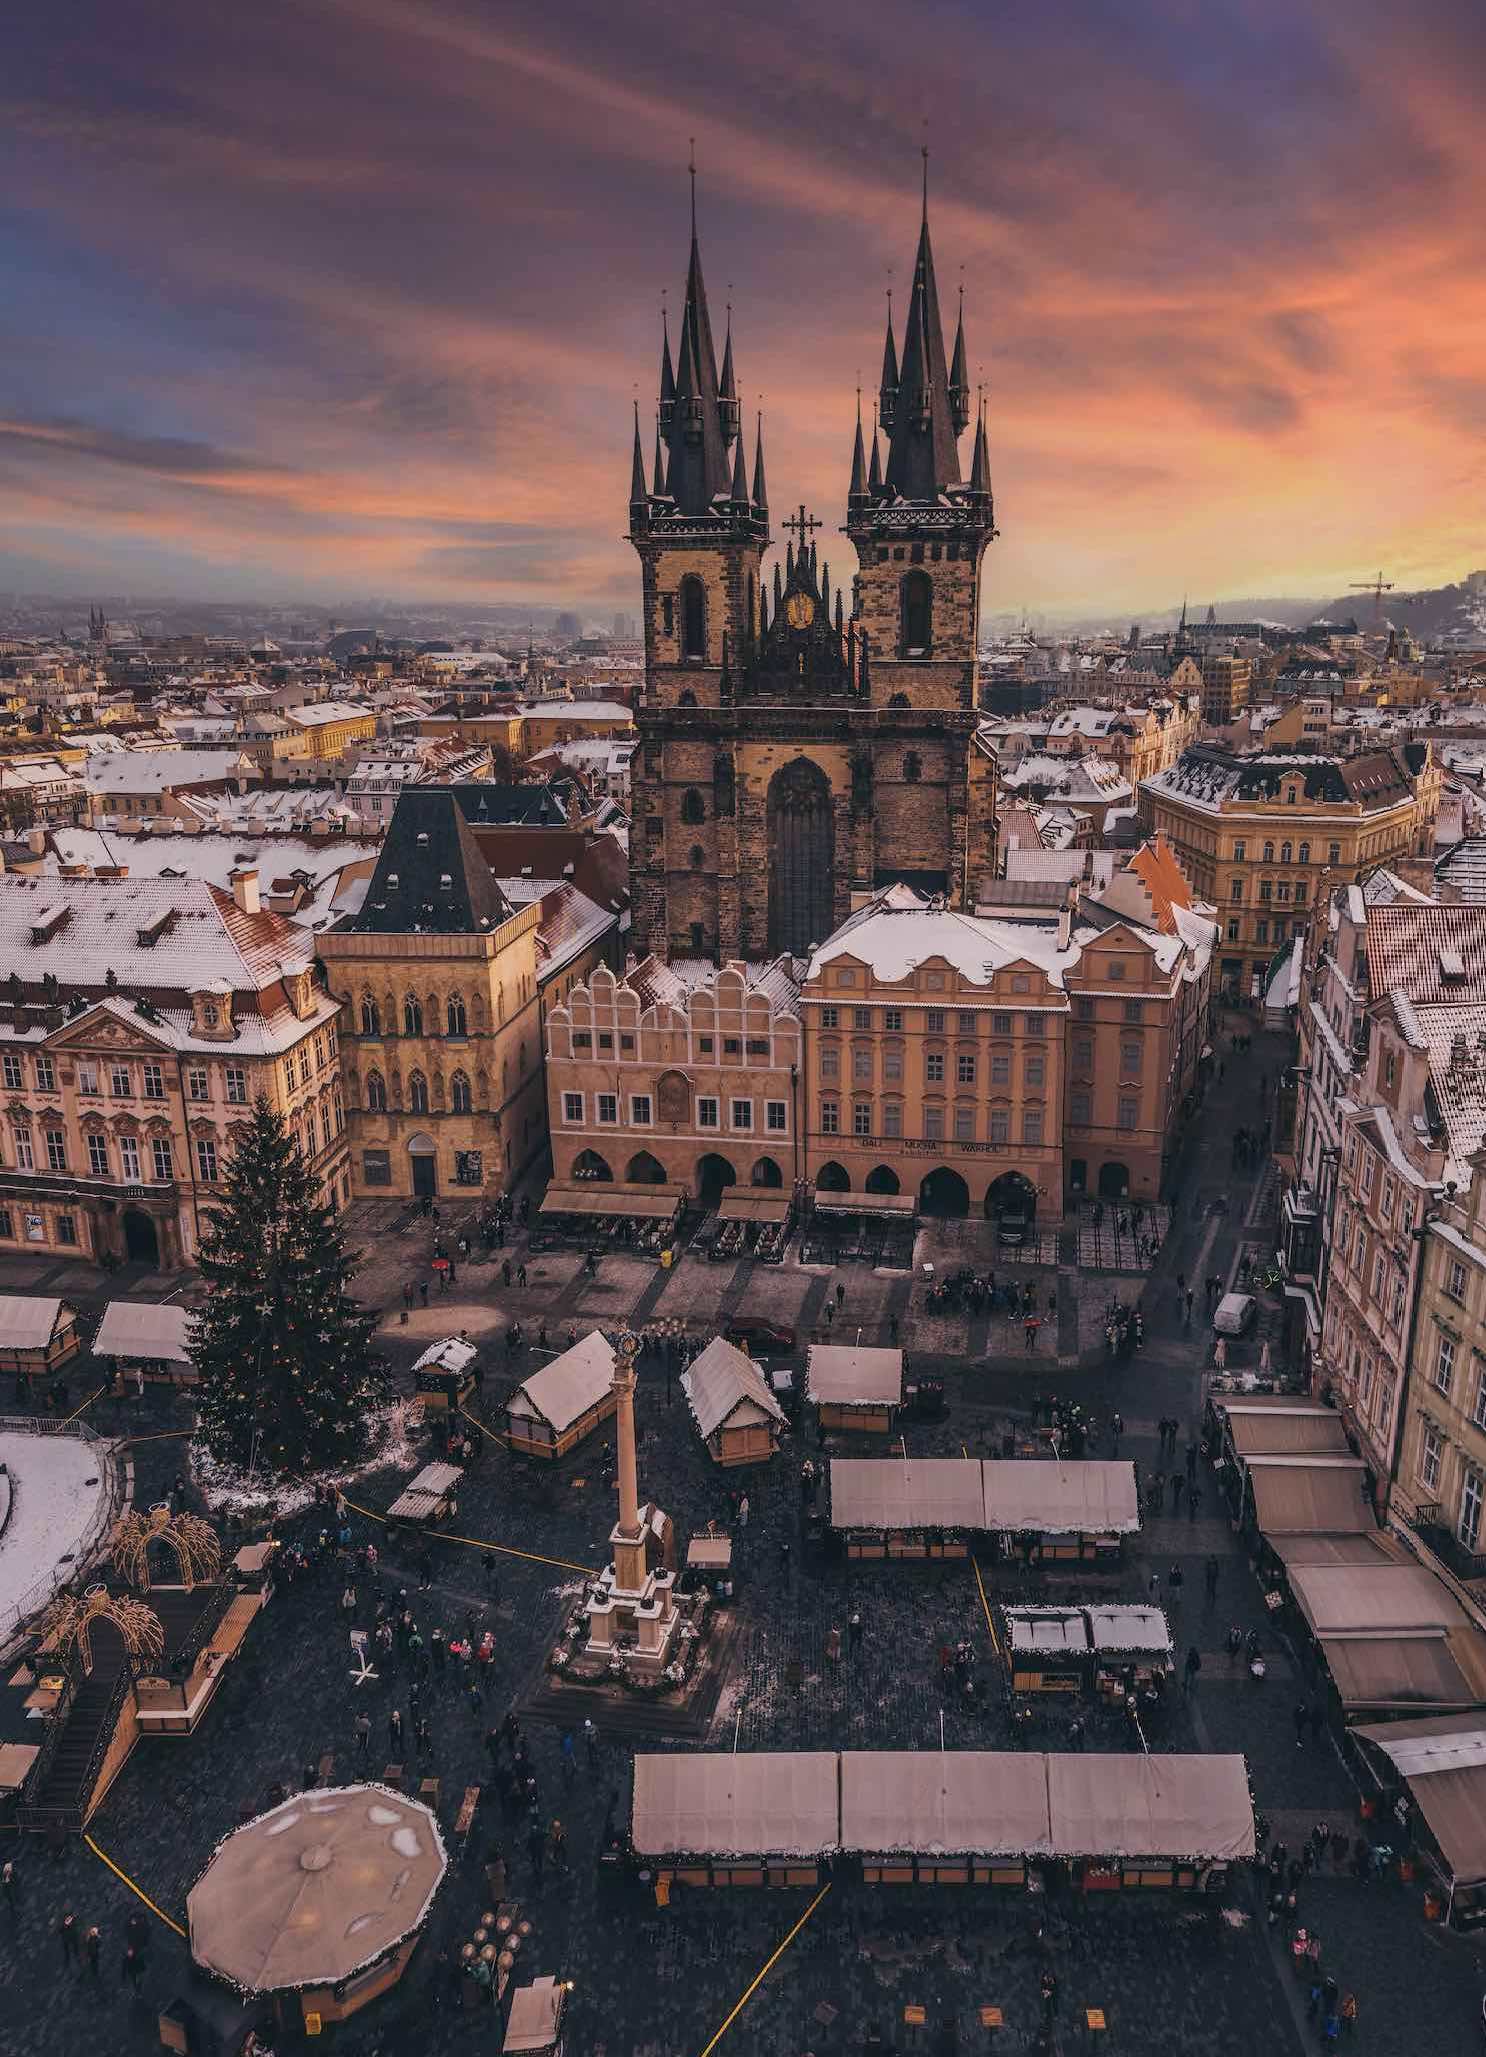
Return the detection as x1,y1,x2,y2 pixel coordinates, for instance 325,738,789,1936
725,1317,797,1355
995,1210,1030,1248
1213,1292,1258,1337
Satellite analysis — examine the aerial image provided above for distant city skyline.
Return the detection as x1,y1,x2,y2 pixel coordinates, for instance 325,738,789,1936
3,0,1482,614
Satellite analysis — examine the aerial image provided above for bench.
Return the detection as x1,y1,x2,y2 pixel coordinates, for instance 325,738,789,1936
454,1784,480,1841
381,1762,405,1791
419,1776,441,1814
317,1751,335,1783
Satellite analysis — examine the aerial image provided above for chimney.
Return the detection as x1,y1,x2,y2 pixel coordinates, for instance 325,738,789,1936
1057,905,1073,950
230,866,261,916
27,828,46,855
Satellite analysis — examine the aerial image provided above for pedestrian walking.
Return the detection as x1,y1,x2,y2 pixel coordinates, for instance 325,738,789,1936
527,1820,545,1882
1110,1411,1123,1455
354,1712,371,1756
1023,1315,1041,1352
548,1818,568,1871
848,1608,863,1652
1293,1701,1309,1748
1,1859,17,1924
59,1910,79,1967
1213,1337,1227,1371
1167,1563,1184,1609
737,1493,750,1530
83,1924,101,1977
388,1708,404,1755
121,1945,145,1993
835,1282,845,1309
1183,1646,1202,1695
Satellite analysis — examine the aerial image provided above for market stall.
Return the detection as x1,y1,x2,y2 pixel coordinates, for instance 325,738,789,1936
1353,1715,1486,1924
504,1331,618,1459
841,1749,1051,1886
386,1461,463,1530
804,1189,916,1267
187,1785,446,2030
0,1295,80,1383
1002,1604,1173,1697
806,1344,903,1434
713,1191,793,1263
536,1181,685,1253
982,1459,1140,1564
504,1975,569,2054
828,1457,985,1559
1285,1555,1486,1718
1240,1455,1372,1536
680,1338,786,1467
412,1336,477,1414
1046,1752,1254,1892
630,1751,838,1888
93,1299,195,1386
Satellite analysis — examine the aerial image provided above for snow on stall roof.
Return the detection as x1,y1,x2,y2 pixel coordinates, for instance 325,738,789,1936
829,1457,986,1532
187,1785,446,1993
93,1300,194,1365
681,1337,785,1441
1047,1753,1254,1861
982,1459,1140,1537
806,1345,903,1406
0,1429,113,1632
505,1330,615,1434
411,1336,477,1376
0,1296,70,1351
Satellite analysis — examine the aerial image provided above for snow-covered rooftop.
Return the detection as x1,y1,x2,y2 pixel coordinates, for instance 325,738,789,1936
0,1427,115,1633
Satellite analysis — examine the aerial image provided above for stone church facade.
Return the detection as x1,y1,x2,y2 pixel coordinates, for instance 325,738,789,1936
627,182,998,965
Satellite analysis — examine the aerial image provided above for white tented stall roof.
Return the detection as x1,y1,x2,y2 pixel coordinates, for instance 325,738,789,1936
982,1460,1140,1536
412,1336,478,1375
829,1457,986,1532
0,1296,69,1351
1047,1753,1254,1861
806,1344,903,1406
681,1337,785,1440
1087,1605,1174,1656
840,1750,1053,1858
630,1752,839,1857
505,1330,615,1433
1005,1609,1089,1656
93,1299,194,1365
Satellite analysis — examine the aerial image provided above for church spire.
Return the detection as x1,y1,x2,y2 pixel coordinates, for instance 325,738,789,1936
660,159,733,515
652,422,668,498
878,289,899,432
949,285,971,435
884,162,962,500
629,400,648,507
968,394,991,498
719,304,740,444
658,302,675,430
848,388,868,500
730,427,749,503
751,412,768,513
867,416,883,493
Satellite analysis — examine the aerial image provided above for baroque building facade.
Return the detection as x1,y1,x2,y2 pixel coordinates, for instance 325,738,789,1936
626,182,997,965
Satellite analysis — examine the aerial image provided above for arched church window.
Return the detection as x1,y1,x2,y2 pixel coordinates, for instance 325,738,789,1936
360,995,380,1036
680,576,706,661
402,993,423,1037
904,751,923,782
366,1071,386,1113
689,845,705,869
446,994,468,1036
901,570,933,656
450,1071,472,1114
679,690,697,707
409,1072,429,1115
680,788,706,825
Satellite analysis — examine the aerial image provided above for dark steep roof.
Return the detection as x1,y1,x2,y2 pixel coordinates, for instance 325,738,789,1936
341,788,515,936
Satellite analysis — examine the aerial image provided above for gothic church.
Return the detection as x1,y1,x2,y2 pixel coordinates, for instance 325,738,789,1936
627,177,999,963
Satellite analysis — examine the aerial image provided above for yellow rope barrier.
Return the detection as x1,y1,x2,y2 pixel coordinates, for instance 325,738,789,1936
60,1385,107,1428
960,1443,1002,1665
337,1494,596,1577
83,1833,187,1938
696,1883,831,2056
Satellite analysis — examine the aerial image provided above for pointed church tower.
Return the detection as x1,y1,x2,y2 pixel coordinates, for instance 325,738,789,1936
627,163,770,961
840,153,1000,908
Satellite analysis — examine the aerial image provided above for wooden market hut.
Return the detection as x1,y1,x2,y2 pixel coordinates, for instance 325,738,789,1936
981,1459,1140,1565
681,1338,786,1467
1353,1715,1486,1926
503,1331,616,1460
411,1336,477,1414
93,1300,195,1386
0,1296,80,1383
805,1344,902,1433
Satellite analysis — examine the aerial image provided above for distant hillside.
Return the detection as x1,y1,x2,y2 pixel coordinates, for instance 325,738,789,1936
1007,570,1486,644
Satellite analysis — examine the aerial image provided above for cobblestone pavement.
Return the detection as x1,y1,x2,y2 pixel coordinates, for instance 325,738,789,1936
2,1017,1484,2053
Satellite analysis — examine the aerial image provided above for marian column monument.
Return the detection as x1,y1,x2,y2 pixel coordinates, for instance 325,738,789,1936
584,1329,680,1673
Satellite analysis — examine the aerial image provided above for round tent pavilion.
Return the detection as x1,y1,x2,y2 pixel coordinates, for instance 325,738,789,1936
187,1784,446,2027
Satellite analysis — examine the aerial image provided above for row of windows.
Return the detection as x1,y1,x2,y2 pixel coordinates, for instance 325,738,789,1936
568,1030,773,1059
1418,1423,1486,1551
561,1092,788,1134
1,1048,329,1108
1230,839,1340,866
358,986,529,1039
817,1006,1112,1033
1229,877,1310,906
281,1030,338,1095
819,1048,1057,1087
366,1070,479,1115
817,1101,1048,1144
0,1206,80,1247
1,1108,341,1182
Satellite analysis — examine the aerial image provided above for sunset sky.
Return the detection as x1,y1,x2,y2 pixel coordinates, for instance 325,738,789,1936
3,0,1483,620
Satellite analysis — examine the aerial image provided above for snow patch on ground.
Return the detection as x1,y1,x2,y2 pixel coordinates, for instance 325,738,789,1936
190,1398,427,1524
0,1431,116,1630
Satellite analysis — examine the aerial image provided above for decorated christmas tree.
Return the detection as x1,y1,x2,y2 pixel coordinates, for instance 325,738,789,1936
189,1098,387,1477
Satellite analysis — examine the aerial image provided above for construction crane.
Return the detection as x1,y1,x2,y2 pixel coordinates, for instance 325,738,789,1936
1348,570,1395,620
